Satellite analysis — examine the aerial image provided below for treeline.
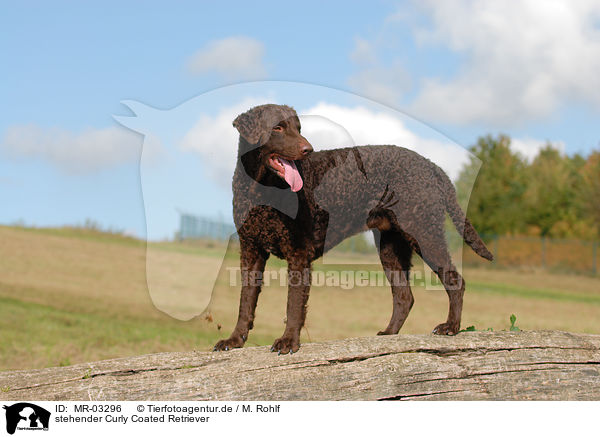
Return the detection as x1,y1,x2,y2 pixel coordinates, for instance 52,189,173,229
456,135,600,240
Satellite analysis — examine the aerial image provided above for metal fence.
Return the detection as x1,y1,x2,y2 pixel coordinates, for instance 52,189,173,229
178,213,237,241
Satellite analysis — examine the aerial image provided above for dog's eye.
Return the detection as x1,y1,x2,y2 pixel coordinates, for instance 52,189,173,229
272,125,284,132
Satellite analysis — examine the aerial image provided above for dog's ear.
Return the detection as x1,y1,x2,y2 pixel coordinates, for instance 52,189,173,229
233,104,298,146
232,109,269,146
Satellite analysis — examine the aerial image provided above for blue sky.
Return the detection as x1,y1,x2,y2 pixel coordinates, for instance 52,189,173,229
2,1,599,240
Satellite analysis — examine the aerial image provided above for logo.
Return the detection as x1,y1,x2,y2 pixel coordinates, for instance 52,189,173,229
3,403,50,435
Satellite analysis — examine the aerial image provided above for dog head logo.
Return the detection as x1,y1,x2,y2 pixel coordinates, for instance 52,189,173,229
113,82,477,323
3,403,50,435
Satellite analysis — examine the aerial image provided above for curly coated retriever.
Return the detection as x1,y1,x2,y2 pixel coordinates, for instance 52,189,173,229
214,104,493,354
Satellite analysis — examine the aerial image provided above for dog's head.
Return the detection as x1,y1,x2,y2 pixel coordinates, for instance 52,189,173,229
233,104,313,192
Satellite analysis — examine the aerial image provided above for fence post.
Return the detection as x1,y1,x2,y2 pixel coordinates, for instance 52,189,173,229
541,237,546,269
593,242,598,276
493,235,499,265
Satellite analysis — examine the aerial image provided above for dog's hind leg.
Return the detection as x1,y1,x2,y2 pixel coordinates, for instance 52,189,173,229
214,244,269,351
416,227,465,335
373,229,414,335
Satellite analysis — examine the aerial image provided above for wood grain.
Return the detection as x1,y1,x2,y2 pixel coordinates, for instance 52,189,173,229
1,331,598,401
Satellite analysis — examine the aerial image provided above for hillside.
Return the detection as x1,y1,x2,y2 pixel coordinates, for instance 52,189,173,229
1,225,599,371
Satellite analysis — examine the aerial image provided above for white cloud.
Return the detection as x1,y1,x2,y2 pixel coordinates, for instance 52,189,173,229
0,124,141,173
410,0,600,125
301,102,469,180
511,137,565,162
179,97,271,186
347,38,411,106
148,99,564,197
180,100,471,184
347,65,411,108
186,36,267,81
353,0,600,126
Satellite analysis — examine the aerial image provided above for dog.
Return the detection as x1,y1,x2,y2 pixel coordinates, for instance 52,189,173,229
213,104,493,354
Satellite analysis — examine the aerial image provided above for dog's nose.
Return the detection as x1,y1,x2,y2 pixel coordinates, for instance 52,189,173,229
301,144,313,156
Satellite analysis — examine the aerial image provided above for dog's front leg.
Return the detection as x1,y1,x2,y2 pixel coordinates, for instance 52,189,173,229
271,258,311,354
213,244,268,351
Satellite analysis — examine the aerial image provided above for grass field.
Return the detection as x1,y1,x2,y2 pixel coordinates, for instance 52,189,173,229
1,225,599,371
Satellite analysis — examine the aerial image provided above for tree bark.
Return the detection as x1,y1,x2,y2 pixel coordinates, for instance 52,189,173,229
1,331,598,401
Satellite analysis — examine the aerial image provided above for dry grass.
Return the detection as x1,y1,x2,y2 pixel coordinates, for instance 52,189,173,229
0,225,599,371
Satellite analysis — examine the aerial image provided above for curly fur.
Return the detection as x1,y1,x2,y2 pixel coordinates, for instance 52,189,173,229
214,104,493,354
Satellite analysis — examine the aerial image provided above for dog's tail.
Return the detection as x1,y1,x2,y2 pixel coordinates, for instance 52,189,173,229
435,167,494,261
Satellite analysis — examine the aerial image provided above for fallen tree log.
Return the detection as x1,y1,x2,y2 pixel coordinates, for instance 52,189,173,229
1,331,599,401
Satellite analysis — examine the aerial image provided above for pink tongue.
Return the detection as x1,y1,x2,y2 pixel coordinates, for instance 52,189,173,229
279,158,303,192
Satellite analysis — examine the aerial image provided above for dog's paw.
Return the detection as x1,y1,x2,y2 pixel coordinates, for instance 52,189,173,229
213,336,245,352
376,329,395,336
270,336,300,355
432,322,459,336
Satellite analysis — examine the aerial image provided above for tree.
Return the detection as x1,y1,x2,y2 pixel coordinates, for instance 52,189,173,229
523,145,579,237
456,135,528,236
579,151,600,238
456,135,599,240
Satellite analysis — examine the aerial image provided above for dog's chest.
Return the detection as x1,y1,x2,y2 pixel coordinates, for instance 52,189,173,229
237,204,321,260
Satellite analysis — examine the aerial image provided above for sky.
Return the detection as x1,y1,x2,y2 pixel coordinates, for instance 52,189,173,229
1,1,599,240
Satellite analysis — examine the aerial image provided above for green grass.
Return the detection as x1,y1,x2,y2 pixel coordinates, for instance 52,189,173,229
0,292,272,370
0,294,206,368
8,225,145,248
469,281,600,305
